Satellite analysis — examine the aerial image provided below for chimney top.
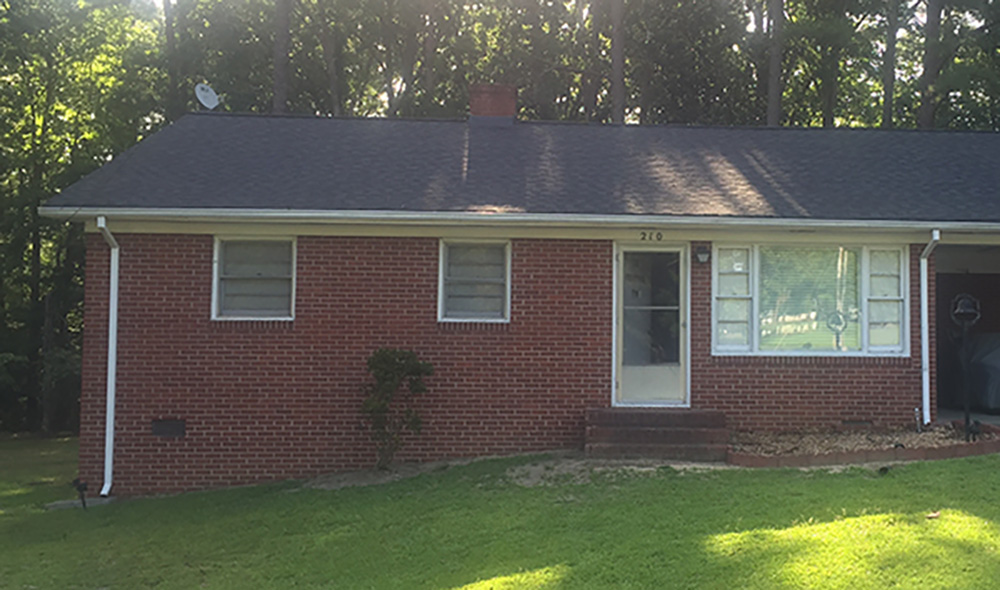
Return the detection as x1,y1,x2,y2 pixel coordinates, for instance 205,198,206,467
469,84,517,125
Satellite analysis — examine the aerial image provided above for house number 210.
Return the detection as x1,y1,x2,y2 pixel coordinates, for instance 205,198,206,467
639,231,663,241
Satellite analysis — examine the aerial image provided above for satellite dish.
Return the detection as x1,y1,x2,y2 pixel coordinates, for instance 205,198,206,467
195,83,219,110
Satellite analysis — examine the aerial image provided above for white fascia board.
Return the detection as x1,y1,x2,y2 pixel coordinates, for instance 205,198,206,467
36,206,1000,234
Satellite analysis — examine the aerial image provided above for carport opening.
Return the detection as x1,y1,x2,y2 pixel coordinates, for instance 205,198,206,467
935,245,1000,422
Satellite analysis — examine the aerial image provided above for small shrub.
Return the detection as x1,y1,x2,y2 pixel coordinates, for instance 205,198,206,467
360,348,433,470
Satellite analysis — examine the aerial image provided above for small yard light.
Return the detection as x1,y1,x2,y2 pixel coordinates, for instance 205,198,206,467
71,478,88,510
951,293,981,442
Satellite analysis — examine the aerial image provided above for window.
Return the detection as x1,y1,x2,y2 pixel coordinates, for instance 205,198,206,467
439,241,510,322
213,238,295,319
713,245,907,355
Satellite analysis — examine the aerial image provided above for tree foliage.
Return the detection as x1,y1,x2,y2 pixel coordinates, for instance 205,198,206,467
360,348,433,470
3,0,1000,432
1,0,163,431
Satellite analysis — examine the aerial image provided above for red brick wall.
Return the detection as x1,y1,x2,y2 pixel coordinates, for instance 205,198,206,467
689,241,934,431
81,234,613,495
80,234,936,495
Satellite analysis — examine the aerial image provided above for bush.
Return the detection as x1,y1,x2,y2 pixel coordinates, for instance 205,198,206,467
360,348,433,470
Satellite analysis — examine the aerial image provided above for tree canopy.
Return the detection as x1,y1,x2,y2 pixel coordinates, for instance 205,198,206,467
2,0,999,432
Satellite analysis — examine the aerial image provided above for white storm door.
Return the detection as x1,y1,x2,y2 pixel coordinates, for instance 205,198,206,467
617,249,687,405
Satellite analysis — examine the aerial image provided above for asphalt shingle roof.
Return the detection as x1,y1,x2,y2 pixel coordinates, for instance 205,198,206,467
44,112,1000,223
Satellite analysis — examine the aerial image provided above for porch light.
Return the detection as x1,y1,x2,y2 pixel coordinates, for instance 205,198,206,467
695,246,711,264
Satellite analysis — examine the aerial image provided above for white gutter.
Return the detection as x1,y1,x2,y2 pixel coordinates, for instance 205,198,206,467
35,206,1000,233
920,229,941,425
96,216,120,497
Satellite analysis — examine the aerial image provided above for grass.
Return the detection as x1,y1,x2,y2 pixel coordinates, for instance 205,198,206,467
0,434,78,516
3,437,1000,589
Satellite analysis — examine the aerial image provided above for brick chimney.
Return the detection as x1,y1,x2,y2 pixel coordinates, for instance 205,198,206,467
469,84,517,125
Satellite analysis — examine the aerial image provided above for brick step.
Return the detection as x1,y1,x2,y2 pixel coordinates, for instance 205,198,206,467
586,408,726,429
585,443,729,462
586,426,730,445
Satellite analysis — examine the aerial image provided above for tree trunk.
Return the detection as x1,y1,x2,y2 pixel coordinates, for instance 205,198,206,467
25,73,53,431
917,0,943,129
420,3,439,108
882,0,898,128
380,1,398,117
319,25,343,116
766,0,784,126
27,181,43,431
163,0,182,119
820,47,839,127
393,34,418,116
40,293,54,434
583,0,602,121
610,0,625,124
751,0,768,122
272,0,291,114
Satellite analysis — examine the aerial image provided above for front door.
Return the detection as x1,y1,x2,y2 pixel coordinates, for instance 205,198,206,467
616,249,687,405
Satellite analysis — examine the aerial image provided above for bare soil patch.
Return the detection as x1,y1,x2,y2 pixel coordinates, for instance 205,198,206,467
305,452,730,491
304,423,999,491
730,422,996,457
305,457,484,490
505,456,733,488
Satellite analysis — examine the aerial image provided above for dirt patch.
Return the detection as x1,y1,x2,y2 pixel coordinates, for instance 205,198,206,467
304,457,483,490
730,422,996,457
505,455,735,488
303,423,999,491
304,452,731,491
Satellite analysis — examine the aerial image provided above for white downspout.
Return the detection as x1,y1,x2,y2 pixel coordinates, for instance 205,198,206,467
96,216,119,497
920,229,941,425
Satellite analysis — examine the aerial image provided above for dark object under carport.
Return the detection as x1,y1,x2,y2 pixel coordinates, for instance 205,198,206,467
952,294,981,441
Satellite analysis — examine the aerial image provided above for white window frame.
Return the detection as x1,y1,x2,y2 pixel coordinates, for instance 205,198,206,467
711,243,909,357
211,236,297,321
438,240,512,323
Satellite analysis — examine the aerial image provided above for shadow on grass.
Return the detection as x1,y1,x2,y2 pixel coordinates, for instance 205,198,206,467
0,435,78,515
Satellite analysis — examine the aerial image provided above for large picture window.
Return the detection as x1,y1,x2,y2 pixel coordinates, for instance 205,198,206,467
439,241,510,322
213,238,295,319
713,245,907,355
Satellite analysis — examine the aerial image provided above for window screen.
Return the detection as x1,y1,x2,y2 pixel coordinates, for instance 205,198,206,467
712,245,906,355
217,240,294,318
758,246,860,352
441,243,508,320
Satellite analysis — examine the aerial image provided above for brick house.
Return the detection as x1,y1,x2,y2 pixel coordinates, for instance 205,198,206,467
41,86,1000,496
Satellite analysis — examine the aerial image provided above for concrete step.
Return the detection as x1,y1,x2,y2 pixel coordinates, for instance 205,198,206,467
586,408,727,429
585,443,729,462
586,425,730,445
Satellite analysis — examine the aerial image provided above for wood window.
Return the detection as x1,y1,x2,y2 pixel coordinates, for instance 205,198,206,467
439,241,510,322
712,244,907,355
213,238,295,320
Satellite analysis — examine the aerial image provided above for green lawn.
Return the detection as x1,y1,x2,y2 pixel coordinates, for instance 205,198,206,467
3,437,1000,589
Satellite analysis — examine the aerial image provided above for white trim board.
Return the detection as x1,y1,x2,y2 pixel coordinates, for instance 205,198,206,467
437,239,511,323
75,219,963,246
710,243,910,358
612,243,691,408
42,205,1000,236
211,236,297,321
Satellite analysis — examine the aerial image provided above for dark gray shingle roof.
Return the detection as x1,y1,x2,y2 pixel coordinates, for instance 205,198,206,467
44,112,1000,223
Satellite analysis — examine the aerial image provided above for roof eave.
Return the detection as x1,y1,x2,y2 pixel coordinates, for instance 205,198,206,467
36,206,1000,233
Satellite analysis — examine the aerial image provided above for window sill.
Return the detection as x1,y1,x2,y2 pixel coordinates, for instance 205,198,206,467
437,320,510,332
208,319,295,331
709,354,913,366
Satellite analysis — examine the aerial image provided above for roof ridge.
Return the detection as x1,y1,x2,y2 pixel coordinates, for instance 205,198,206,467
183,111,1000,135
185,111,467,124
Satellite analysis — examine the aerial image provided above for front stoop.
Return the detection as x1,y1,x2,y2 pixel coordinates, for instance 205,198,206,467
585,408,729,461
